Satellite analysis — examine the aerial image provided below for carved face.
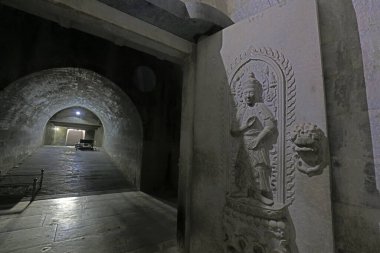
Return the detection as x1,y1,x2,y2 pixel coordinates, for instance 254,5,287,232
243,88,256,106
292,123,322,150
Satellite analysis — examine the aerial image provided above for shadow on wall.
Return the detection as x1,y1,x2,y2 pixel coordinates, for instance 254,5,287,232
0,68,143,189
317,0,380,252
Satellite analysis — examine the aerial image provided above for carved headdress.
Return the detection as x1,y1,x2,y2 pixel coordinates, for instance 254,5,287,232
243,73,263,101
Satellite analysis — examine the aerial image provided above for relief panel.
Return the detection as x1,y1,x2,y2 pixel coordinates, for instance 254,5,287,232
218,1,333,252
223,47,296,253
191,0,334,252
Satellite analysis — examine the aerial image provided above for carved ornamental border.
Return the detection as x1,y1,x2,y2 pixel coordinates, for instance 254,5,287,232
226,47,296,207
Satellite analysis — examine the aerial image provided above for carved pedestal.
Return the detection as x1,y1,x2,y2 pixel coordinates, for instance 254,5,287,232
223,197,289,253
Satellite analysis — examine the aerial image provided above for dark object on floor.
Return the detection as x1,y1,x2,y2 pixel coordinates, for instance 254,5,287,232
75,139,95,151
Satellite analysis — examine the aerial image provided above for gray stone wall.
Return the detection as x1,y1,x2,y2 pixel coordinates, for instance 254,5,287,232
45,126,68,146
0,6,183,195
0,68,143,187
319,1,380,252
94,127,104,147
50,107,102,126
353,0,380,194
184,0,380,252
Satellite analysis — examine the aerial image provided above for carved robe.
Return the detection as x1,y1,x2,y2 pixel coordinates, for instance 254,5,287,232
235,102,275,195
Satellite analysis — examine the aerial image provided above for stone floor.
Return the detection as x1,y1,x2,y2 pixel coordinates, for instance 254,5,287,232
0,146,178,252
3,146,134,200
0,191,178,253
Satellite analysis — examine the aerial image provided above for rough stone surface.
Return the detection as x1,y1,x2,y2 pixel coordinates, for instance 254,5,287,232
318,0,380,252
0,5,183,197
176,54,196,250
0,68,143,188
353,0,380,190
99,0,233,42
182,0,283,23
181,1,380,252
4,146,134,199
0,191,177,253
181,0,228,17
190,1,333,252
1,0,380,252
0,0,193,62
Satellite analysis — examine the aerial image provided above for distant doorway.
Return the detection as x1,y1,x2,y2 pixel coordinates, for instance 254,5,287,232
65,129,85,146
44,107,103,147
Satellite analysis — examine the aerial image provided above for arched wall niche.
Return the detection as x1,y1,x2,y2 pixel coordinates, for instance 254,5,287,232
0,67,143,188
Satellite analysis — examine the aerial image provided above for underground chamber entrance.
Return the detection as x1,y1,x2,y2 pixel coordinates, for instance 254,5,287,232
0,5,182,252
26,106,133,198
0,5,184,206
3,101,138,199
44,107,103,148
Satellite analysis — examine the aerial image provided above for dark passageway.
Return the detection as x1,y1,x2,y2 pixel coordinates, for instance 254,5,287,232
0,4,183,201
0,4,184,253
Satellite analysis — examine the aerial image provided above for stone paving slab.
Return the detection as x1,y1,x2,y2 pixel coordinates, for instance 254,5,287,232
3,146,135,200
0,214,45,233
0,225,57,252
0,158,177,253
0,191,177,253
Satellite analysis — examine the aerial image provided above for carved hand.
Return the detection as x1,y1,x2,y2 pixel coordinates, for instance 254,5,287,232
246,117,256,128
248,137,260,149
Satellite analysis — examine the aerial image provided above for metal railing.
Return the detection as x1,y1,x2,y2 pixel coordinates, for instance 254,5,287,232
0,169,44,201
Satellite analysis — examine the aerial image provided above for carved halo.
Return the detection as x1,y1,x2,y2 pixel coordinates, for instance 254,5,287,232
227,47,296,208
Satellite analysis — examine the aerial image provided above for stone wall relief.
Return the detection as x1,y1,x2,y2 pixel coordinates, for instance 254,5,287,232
226,47,297,208
222,47,297,253
229,72,277,206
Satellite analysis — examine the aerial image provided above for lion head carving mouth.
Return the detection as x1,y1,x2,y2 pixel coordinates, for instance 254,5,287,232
291,123,327,176
291,123,322,152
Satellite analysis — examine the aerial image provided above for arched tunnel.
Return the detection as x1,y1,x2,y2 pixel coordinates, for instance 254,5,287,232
0,68,143,187
0,4,184,252
0,4,184,198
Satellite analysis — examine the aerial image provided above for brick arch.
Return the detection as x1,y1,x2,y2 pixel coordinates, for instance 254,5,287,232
0,68,143,188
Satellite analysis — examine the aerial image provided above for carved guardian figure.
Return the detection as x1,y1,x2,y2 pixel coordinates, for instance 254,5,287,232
223,47,297,253
230,73,276,206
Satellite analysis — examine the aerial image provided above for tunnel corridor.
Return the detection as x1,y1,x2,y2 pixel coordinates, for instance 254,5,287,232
0,5,183,253
0,68,144,189
0,5,183,198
